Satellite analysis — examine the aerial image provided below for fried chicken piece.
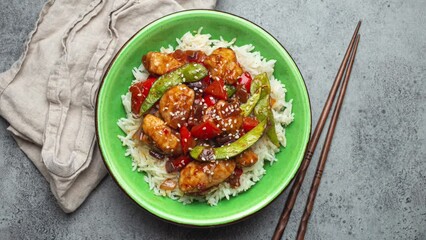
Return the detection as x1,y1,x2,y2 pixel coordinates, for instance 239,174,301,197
178,160,236,193
159,84,195,129
203,48,243,84
235,149,258,167
142,114,182,155
142,52,184,75
202,100,243,133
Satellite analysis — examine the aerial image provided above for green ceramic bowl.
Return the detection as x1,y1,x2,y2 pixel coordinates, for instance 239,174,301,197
96,10,311,227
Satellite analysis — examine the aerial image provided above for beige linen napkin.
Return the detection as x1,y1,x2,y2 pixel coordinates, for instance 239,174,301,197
0,0,216,213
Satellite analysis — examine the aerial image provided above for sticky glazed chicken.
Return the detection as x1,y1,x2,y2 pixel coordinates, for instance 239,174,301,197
129,47,278,194
142,114,182,155
179,160,236,193
159,84,195,129
142,52,184,75
204,48,243,84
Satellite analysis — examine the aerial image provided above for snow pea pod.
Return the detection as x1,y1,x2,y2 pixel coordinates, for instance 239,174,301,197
139,63,208,114
252,73,280,147
190,120,267,161
250,73,269,98
266,110,280,147
240,88,261,117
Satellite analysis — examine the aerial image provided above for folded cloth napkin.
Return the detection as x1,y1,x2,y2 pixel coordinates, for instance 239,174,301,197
0,0,216,213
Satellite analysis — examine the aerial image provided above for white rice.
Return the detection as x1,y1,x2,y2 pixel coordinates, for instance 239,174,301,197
117,29,294,205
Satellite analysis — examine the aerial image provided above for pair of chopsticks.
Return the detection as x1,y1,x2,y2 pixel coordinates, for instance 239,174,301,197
272,21,362,240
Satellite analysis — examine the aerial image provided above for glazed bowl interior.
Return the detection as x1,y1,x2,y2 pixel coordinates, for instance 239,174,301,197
96,10,311,227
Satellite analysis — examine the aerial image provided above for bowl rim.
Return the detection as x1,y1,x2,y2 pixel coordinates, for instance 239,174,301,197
95,9,312,228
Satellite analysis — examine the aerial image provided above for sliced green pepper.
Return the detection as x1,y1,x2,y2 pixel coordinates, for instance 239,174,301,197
190,120,267,161
252,73,280,147
240,88,261,117
225,85,236,98
139,63,208,114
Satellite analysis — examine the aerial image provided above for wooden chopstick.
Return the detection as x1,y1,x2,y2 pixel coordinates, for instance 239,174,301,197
296,34,360,239
272,21,362,240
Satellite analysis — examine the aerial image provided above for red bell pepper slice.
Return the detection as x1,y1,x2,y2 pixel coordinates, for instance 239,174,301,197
180,126,196,155
204,79,227,100
165,155,192,173
203,94,217,107
242,117,259,132
202,75,211,85
191,121,222,139
237,72,252,92
129,75,157,114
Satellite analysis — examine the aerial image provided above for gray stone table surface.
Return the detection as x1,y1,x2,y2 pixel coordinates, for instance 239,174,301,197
1,0,425,239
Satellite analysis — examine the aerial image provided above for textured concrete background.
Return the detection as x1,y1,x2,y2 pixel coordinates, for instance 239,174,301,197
1,0,425,239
